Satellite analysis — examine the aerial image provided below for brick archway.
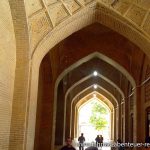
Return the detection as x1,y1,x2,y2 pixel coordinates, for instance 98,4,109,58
2,1,150,150
71,89,117,141
63,73,123,143
26,6,149,149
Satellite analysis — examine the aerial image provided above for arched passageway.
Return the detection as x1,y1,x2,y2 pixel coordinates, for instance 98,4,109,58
77,92,113,142
1,1,150,149
33,23,150,150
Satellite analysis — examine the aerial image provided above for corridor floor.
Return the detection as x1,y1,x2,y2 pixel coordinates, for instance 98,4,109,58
75,140,115,150
76,147,112,150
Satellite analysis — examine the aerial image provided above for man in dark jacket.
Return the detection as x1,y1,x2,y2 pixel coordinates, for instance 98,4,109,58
78,133,85,150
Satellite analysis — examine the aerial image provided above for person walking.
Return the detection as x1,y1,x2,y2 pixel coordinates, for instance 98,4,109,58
99,135,103,147
95,135,100,147
78,133,85,150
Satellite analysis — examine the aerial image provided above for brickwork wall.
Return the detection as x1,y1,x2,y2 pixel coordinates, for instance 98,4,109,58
8,0,30,149
0,0,16,149
34,54,54,150
140,56,150,142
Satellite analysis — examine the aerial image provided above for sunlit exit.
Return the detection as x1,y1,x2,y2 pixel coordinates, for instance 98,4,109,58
78,97,111,143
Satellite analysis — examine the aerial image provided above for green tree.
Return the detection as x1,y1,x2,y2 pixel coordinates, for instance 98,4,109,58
89,101,108,131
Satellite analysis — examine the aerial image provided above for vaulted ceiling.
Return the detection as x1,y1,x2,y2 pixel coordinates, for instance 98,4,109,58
26,0,150,56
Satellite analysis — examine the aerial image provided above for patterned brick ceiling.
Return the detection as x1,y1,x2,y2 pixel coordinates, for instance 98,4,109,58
26,0,150,52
